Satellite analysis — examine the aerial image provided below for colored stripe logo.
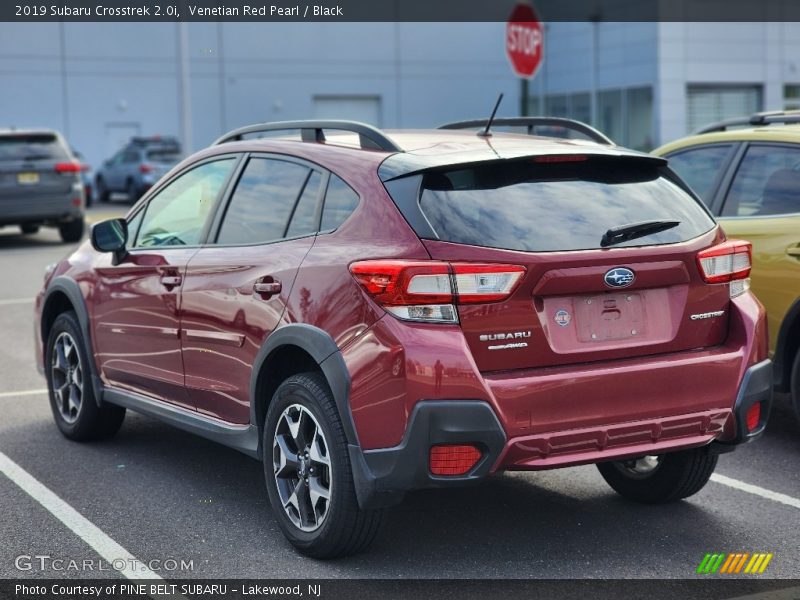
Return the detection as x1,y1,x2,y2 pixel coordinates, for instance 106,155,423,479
697,553,773,574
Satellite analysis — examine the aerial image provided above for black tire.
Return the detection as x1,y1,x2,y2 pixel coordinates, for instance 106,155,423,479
791,350,800,426
59,218,85,243
95,177,110,203
263,372,385,558
45,311,126,441
597,447,718,504
20,224,40,235
126,179,141,202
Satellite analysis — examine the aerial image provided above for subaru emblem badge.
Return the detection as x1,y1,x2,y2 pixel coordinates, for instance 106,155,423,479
604,267,635,288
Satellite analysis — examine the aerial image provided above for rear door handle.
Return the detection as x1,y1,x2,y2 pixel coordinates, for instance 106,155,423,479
254,280,281,297
786,246,800,257
160,275,182,288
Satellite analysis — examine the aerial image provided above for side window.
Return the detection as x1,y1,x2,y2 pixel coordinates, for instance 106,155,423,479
125,209,144,243
722,144,800,217
286,171,322,238
217,158,311,245
665,144,732,207
134,159,234,248
122,150,139,164
321,175,359,231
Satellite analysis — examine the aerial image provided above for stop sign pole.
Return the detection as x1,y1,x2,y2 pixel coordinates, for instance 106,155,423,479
506,2,544,116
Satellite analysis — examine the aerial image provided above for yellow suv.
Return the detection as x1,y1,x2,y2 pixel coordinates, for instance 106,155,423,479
654,111,800,420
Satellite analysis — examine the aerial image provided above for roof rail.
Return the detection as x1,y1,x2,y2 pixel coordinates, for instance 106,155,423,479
696,110,800,134
437,117,614,145
213,120,403,152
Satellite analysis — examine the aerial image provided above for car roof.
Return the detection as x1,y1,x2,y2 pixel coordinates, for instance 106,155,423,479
654,124,800,156
0,128,60,137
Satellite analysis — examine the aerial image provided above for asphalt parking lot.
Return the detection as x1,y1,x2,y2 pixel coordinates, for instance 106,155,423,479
0,207,798,581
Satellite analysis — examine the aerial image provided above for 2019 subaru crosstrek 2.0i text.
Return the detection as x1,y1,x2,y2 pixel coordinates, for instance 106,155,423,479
34,119,772,558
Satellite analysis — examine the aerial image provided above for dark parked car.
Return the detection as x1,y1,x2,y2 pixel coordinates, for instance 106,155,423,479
0,129,85,242
35,119,771,558
94,136,181,203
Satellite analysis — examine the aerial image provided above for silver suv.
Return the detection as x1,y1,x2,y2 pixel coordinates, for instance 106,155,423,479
94,136,182,203
0,129,85,243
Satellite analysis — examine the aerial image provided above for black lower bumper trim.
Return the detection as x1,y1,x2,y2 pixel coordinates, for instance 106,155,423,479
350,401,506,509
712,358,773,449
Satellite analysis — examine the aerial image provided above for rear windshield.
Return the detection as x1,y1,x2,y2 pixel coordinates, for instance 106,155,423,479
146,149,181,163
418,157,715,252
0,133,68,162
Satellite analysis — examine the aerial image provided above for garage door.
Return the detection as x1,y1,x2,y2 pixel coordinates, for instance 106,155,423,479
687,85,762,134
312,95,382,126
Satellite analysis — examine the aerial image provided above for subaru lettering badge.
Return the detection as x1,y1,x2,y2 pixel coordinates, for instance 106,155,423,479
604,267,635,288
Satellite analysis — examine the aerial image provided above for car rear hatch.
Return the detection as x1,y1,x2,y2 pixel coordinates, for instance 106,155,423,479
378,153,743,373
0,132,77,199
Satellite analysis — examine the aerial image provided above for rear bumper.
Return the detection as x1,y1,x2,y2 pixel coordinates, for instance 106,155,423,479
353,360,771,509
0,194,82,225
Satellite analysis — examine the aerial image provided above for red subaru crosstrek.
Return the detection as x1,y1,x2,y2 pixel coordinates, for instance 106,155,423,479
34,118,772,558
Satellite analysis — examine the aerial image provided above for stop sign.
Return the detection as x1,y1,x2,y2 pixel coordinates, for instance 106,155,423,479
506,3,544,79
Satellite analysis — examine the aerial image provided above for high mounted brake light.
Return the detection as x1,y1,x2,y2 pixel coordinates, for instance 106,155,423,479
533,154,588,163
349,261,525,323
697,240,752,298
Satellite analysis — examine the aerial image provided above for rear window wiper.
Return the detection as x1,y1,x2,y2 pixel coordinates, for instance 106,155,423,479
601,220,680,248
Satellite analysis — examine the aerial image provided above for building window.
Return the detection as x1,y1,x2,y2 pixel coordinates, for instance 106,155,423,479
598,89,623,143
626,87,653,151
686,85,762,134
784,85,800,111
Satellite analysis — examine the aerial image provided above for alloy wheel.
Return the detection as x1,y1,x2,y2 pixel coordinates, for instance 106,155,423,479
50,332,84,424
272,404,332,532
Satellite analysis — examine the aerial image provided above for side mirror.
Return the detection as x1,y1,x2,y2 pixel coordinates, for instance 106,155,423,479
91,218,128,264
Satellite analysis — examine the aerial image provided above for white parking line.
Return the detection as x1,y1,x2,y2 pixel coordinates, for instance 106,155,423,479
0,389,47,399
711,473,800,510
0,451,164,581
0,298,33,306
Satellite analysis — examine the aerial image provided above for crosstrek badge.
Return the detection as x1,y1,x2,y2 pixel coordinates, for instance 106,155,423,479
554,309,571,327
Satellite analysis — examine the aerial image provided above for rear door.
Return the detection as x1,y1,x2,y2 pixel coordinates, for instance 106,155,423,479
414,155,728,373
715,143,800,354
179,155,325,423
92,157,237,406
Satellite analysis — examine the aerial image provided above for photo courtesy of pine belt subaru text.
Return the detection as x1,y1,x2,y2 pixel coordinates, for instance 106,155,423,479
34,118,772,558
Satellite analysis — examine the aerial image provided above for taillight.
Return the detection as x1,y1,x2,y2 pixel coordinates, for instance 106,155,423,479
349,261,525,323
429,444,482,476
139,164,154,174
697,240,752,298
54,162,82,174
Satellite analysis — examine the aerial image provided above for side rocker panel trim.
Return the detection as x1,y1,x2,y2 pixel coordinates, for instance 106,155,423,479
104,388,260,458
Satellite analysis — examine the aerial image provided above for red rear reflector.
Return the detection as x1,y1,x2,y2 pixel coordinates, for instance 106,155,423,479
533,154,588,163
54,162,81,173
429,444,482,476
697,240,752,284
71,198,81,207
139,164,154,174
746,402,761,432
